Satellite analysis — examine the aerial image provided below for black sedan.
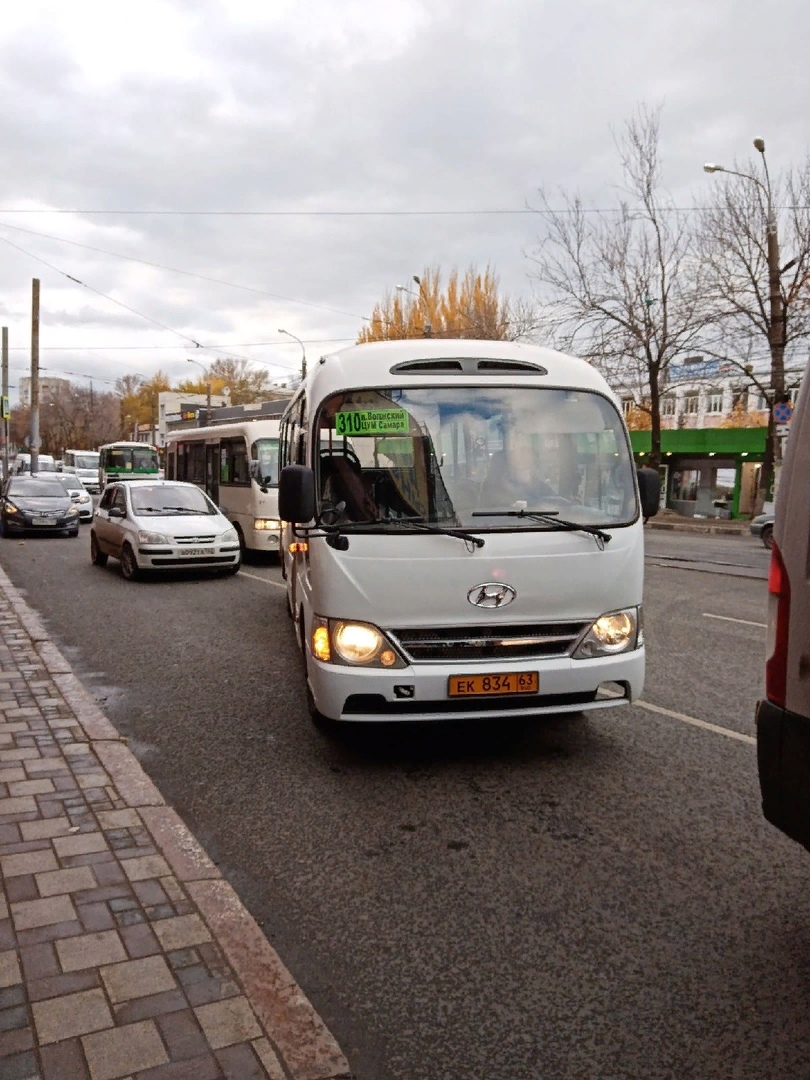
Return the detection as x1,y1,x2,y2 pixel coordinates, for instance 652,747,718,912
1,476,81,537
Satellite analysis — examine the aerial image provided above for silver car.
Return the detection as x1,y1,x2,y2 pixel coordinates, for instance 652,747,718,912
56,474,94,523
90,481,241,580
749,512,775,549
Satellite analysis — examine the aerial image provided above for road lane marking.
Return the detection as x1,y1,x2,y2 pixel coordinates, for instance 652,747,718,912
636,699,755,745
702,612,766,628
239,571,286,589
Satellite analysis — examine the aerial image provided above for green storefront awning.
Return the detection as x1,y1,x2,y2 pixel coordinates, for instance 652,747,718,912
630,428,767,456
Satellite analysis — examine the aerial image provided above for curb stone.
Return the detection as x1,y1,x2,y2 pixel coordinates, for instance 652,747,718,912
0,563,353,1080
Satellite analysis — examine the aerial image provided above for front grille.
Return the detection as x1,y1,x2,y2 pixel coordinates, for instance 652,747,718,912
388,622,589,663
175,535,217,545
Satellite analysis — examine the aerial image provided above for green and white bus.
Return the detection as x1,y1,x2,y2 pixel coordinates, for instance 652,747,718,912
98,442,161,490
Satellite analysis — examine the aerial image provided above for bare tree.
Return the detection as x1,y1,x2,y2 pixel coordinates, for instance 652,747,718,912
528,105,712,468
699,153,810,510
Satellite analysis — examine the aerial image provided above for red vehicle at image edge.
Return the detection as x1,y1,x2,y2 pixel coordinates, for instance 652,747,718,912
756,360,810,851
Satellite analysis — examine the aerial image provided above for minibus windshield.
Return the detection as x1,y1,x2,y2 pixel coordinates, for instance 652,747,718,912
316,387,638,531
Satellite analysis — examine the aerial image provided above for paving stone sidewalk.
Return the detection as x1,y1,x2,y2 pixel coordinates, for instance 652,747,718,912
0,569,351,1080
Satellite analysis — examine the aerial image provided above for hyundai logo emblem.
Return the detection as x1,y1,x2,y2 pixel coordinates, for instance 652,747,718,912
467,582,517,609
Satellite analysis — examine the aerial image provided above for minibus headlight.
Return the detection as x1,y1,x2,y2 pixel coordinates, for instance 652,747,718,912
311,616,406,668
254,518,280,531
138,529,169,544
573,608,639,659
334,622,384,664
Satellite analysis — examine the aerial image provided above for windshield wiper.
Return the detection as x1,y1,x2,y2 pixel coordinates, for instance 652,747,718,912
157,506,203,514
338,513,485,549
472,508,611,547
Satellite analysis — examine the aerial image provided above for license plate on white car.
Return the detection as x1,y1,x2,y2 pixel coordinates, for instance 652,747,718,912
32,517,57,525
186,547,215,556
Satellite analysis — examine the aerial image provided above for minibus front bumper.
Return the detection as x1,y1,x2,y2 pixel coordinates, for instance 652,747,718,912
308,649,645,723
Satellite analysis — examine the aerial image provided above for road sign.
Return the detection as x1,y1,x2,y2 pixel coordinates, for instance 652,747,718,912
1,396,8,420
773,401,793,424
776,423,791,437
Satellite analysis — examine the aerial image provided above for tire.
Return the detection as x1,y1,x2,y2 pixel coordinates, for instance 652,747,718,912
90,532,108,567
68,529,80,538
234,524,246,558
120,543,140,581
761,525,774,550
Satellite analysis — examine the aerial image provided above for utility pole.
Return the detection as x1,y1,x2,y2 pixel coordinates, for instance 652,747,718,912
2,327,9,481
30,279,40,474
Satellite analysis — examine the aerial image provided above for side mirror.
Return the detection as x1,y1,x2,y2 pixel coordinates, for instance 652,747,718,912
279,465,316,524
108,507,126,519
637,467,660,520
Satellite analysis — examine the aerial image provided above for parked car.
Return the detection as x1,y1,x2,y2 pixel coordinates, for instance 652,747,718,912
55,474,94,523
0,476,80,537
749,512,775,549
90,480,241,580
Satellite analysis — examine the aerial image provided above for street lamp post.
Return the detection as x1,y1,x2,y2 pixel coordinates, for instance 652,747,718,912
278,329,306,380
704,139,787,508
395,275,432,337
187,357,212,425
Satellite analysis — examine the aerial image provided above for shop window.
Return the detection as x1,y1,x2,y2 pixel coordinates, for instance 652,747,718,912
671,469,699,501
684,394,700,415
660,396,676,416
706,390,724,414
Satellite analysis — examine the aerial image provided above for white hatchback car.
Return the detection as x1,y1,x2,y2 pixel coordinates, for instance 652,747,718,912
56,474,94,522
91,480,241,580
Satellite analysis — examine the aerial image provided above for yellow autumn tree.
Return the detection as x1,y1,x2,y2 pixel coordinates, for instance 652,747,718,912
358,265,539,343
623,403,652,430
718,401,766,429
115,371,173,431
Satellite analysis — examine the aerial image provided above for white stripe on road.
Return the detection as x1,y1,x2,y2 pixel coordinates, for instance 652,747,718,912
237,573,758,745
636,699,755,745
702,612,767,629
239,571,286,589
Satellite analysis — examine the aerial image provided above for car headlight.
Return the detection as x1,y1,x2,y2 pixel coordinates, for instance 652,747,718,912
78,494,91,503
573,607,640,659
310,616,405,668
220,527,239,545
4,502,22,515
254,518,280,531
67,506,80,516
137,529,170,544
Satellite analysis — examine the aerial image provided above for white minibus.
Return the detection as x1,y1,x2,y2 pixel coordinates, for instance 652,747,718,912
62,448,101,493
756,362,810,850
279,339,659,727
12,453,57,475
164,420,281,555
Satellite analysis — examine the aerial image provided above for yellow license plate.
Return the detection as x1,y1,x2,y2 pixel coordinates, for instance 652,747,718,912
448,672,539,697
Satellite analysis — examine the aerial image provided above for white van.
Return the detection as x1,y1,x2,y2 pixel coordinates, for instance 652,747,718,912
757,362,810,849
12,453,57,475
279,339,659,728
62,449,100,493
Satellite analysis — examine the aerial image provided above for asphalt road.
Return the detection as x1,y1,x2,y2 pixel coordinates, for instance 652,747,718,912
1,525,808,1080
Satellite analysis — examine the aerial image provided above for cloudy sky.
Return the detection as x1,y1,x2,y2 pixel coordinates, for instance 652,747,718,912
0,0,807,401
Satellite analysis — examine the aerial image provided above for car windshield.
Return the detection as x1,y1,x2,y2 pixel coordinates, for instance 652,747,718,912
252,438,279,486
8,479,67,498
316,386,638,531
129,485,215,515
71,454,99,470
60,477,86,492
